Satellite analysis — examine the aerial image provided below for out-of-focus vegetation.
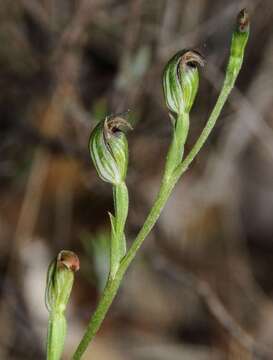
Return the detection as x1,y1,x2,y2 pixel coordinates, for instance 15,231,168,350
1,0,273,359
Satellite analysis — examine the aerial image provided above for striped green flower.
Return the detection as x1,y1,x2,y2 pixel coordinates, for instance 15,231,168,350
89,116,131,185
45,250,79,313
45,251,79,360
162,50,205,115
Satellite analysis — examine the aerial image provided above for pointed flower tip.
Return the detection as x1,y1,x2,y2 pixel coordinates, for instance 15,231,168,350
237,8,250,33
57,250,80,272
104,115,133,140
180,50,205,69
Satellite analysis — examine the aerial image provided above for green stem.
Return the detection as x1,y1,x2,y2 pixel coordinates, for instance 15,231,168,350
72,273,123,360
122,60,243,274
73,14,249,359
164,112,189,181
47,311,66,360
125,24,250,268
110,181,128,278
173,31,247,182
72,74,241,360
121,180,173,270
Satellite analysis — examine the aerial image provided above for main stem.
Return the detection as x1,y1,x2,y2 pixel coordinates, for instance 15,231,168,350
73,179,174,360
73,110,190,359
174,49,245,182
73,22,248,358
72,75,240,359
73,79,240,360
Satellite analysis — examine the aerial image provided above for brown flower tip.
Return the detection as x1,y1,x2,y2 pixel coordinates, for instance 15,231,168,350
103,114,133,140
57,250,80,272
237,8,249,33
180,50,205,69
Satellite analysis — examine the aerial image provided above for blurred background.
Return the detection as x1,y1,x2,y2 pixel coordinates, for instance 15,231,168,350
1,0,273,359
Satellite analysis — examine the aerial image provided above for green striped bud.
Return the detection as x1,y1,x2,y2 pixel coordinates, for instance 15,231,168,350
163,49,204,115
45,250,80,313
89,116,131,185
224,9,250,89
234,8,250,52
45,251,79,360
230,9,250,67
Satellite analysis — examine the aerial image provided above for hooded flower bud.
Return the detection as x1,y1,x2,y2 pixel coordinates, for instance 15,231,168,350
162,49,205,115
45,250,80,313
89,116,131,185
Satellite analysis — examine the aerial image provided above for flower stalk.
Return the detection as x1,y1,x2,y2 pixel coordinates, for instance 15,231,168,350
72,9,250,359
110,180,128,277
89,115,131,278
162,50,204,180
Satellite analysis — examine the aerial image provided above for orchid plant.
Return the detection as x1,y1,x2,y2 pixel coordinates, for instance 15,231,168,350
45,9,250,360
